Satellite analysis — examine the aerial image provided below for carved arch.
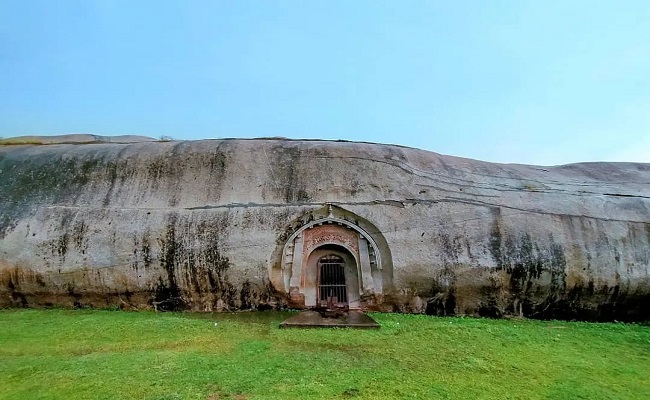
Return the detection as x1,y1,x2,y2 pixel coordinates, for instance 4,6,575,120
271,204,392,310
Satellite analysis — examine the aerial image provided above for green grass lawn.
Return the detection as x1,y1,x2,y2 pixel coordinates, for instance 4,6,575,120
0,310,648,400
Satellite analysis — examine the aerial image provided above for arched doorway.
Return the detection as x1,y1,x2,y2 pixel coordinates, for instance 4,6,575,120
272,204,394,310
305,244,360,309
318,254,347,306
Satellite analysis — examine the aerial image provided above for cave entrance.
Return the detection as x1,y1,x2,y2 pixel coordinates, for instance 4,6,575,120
318,254,348,306
276,205,393,310
306,243,359,308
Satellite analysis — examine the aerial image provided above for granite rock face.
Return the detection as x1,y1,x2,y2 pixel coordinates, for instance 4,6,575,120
1,137,648,320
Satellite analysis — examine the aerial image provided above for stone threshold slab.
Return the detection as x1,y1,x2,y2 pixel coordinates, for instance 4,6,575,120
279,310,380,329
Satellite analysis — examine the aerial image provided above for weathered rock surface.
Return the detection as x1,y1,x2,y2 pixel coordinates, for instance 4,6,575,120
1,137,649,320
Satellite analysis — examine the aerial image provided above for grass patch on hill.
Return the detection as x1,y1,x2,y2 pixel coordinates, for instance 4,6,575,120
0,309,648,400
0,137,45,145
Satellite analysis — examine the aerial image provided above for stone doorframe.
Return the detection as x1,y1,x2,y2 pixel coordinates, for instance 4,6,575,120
281,206,384,309
311,246,358,308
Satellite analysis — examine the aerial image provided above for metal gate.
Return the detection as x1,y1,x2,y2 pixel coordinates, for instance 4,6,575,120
318,255,347,305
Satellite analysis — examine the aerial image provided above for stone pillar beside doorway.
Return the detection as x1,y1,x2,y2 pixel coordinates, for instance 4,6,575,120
288,234,304,307
358,236,374,295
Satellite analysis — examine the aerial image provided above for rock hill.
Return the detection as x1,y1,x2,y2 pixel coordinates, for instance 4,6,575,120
1,136,648,320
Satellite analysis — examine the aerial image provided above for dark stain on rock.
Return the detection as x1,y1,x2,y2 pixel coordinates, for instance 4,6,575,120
0,265,155,310
142,234,152,269
475,271,507,318
480,215,650,321
194,219,237,305
154,215,185,311
66,283,83,308
503,233,544,291
0,152,101,238
491,230,569,316
437,233,463,263
488,208,503,265
426,265,457,316
531,281,649,322
6,276,28,307
132,232,153,272
151,213,259,311
72,220,88,254
484,209,612,318
97,143,231,208
270,145,311,203
100,149,140,207
41,209,79,264
426,287,456,316
54,233,69,261
240,279,280,311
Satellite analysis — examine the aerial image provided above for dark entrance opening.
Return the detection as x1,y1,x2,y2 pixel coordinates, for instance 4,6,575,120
318,255,348,306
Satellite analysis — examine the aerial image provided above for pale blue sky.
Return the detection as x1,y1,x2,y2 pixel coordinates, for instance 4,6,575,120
1,1,649,165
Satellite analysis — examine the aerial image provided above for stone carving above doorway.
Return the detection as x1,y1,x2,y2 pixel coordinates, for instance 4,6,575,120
274,204,392,310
